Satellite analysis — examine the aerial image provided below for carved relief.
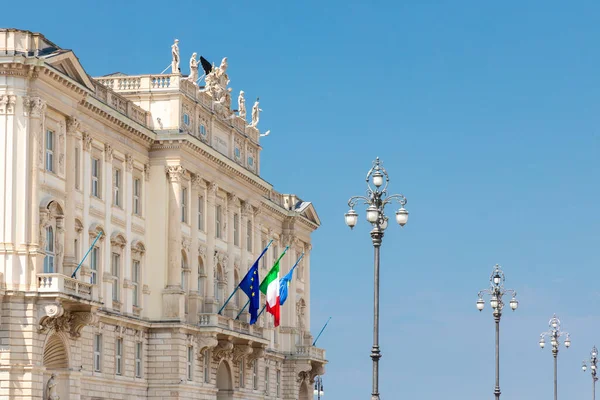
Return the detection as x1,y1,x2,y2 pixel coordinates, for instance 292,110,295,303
198,244,207,257
66,116,80,134
232,344,253,362
191,174,203,189
58,121,66,173
144,163,151,181
241,201,253,217
165,165,184,182
182,237,191,253
82,132,93,152
208,182,218,196
38,304,99,340
23,96,46,117
0,94,17,114
125,154,133,171
212,339,234,362
196,334,219,359
104,144,113,162
246,345,266,367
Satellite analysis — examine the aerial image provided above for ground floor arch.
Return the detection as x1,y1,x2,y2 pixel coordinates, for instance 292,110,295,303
43,332,71,399
216,361,233,400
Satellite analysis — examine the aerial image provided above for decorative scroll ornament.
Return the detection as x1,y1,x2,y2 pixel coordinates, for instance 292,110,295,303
23,96,46,117
165,165,185,182
212,339,234,362
246,345,266,367
104,144,113,161
197,334,219,360
0,94,17,115
66,116,80,134
38,303,98,340
82,132,93,151
232,344,253,363
125,154,134,171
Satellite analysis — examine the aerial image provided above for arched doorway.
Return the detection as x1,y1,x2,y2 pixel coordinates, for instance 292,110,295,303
299,379,311,400
216,361,233,400
43,333,70,399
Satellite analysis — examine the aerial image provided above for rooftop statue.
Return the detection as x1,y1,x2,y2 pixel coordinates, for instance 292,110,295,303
250,98,262,128
171,39,180,74
238,91,246,119
188,53,198,85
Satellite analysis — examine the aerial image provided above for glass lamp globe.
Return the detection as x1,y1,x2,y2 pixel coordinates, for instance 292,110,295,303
395,207,409,227
493,272,501,285
476,298,485,311
551,319,558,329
539,338,546,348
592,348,598,358
490,297,499,309
583,363,588,372
565,337,571,348
366,205,379,223
345,209,358,229
551,338,558,347
509,297,518,311
592,365,596,371
372,170,384,188
380,217,388,230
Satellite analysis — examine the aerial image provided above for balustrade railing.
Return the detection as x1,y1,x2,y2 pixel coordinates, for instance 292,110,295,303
197,313,265,339
37,273,93,300
295,345,326,360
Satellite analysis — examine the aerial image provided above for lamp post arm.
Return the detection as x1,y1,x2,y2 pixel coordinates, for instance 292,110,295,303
382,194,408,208
348,195,371,209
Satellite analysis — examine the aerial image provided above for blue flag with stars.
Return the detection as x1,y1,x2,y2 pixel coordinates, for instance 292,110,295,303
239,262,260,324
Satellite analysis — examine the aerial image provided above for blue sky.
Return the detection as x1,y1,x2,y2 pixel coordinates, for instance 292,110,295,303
4,1,600,398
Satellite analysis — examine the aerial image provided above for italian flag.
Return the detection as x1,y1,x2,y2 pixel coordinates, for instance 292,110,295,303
260,257,282,327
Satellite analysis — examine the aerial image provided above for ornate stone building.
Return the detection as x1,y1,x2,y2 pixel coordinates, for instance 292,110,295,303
0,28,325,399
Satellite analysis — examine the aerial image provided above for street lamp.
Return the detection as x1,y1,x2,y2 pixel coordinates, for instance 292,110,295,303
540,314,571,400
345,157,408,400
314,376,324,399
582,346,598,400
476,264,518,400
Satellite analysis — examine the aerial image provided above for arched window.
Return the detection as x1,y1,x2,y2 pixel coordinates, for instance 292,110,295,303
44,226,54,273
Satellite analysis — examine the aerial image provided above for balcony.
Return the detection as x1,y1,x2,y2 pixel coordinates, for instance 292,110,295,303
37,273,93,301
294,345,327,361
198,313,267,342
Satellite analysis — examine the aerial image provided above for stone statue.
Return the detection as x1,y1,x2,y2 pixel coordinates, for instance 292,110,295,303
45,373,60,400
188,52,198,84
171,39,180,74
238,91,246,119
250,98,262,127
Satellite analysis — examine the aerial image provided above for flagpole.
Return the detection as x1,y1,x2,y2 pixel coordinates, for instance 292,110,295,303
218,239,273,315
312,317,332,346
235,246,289,320
71,231,103,279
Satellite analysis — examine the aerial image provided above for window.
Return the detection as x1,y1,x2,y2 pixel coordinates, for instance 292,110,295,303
215,205,222,239
132,260,140,307
181,187,187,223
45,130,54,172
233,213,239,246
248,156,254,167
43,226,54,273
133,178,141,215
187,346,193,381
276,370,281,397
265,367,270,393
203,350,210,383
91,158,100,198
75,146,80,189
199,124,206,136
90,246,99,284
113,168,122,207
197,196,204,230
183,113,190,126
115,338,123,375
234,147,241,160
253,360,258,390
135,342,143,378
247,220,252,251
239,360,245,388
111,252,120,301
94,334,102,372
261,240,267,269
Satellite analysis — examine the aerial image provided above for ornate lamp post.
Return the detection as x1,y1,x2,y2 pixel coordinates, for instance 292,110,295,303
539,314,571,400
582,346,598,400
476,264,518,400
313,376,324,399
344,157,408,400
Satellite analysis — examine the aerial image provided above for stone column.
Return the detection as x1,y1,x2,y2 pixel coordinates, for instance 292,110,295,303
162,164,184,320
123,154,134,314
304,244,312,334
240,202,250,272
204,182,218,313
63,117,80,276
81,133,93,295
189,174,202,323
23,97,46,289
224,193,237,317
103,144,114,304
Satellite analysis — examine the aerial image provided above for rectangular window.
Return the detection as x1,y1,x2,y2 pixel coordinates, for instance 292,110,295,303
132,260,140,307
181,187,187,223
239,360,245,388
253,360,258,390
115,338,123,375
276,370,281,397
261,240,267,269
215,205,222,239
91,158,100,198
43,226,55,273
94,334,102,372
90,246,99,284
75,146,80,189
233,213,239,246
265,367,270,393
197,196,204,230
246,220,252,251
112,252,120,301
113,168,121,207
187,346,193,381
135,342,142,378
45,130,54,172
273,245,279,267
203,350,210,383
133,178,141,215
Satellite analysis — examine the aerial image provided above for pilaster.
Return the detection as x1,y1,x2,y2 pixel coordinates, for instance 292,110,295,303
204,181,218,313
224,192,237,317
189,174,202,323
63,116,80,276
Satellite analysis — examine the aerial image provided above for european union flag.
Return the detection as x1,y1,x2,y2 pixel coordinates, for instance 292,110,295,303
239,262,260,324
279,266,295,306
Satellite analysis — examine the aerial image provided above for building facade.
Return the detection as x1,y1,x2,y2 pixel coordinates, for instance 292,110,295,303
0,29,325,400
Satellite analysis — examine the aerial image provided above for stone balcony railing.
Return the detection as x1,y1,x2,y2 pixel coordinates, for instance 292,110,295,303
198,313,265,339
37,273,93,301
294,345,326,361
91,80,152,127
